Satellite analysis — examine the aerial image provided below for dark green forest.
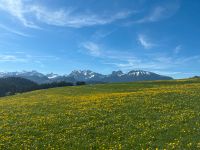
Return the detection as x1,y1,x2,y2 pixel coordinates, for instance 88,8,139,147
0,77,75,97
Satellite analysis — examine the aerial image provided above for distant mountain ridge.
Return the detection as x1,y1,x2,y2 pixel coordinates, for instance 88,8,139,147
68,70,106,81
0,70,173,84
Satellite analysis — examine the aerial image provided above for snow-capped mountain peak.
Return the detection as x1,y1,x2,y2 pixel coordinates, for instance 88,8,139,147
46,73,60,79
0,69,173,84
111,70,124,77
21,71,45,77
127,70,152,76
69,70,105,81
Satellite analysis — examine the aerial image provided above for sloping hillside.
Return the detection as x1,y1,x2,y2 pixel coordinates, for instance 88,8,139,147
1,79,200,149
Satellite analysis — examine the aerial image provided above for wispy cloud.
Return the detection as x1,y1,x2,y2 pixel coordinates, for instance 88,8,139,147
82,42,101,56
107,59,163,70
110,55,200,71
31,6,132,28
81,41,200,77
92,29,117,40
136,6,168,23
34,60,45,68
81,41,137,60
127,1,180,24
0,55,26,62
0,0,39,28
0,23,31,37
0,52,59,63
0,0,132,28
138,34,155,49
25,55,60,61
174,45,182,54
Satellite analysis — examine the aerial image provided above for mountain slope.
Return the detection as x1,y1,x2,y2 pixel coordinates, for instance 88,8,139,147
0,71,49,84
103,70,173,82
68,70,173,82
68,70,105,81
0,71,75,84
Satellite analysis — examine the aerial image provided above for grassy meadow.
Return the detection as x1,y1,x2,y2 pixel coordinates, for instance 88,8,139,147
1,79,200,149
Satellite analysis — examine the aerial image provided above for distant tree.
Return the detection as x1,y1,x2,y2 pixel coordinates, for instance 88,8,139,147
0,77,38,97
193,76,200,78
76,81,86,86
39,81,74,89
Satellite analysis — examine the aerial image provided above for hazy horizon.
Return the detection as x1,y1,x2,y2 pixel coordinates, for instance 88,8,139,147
0,0,200,79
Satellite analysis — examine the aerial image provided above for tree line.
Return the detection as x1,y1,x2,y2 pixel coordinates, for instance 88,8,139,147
0,77,86,97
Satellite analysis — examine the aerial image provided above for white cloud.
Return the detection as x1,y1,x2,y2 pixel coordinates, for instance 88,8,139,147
0,0,39,28
31,6,132,28
128,1,180,24
0,0,132,28
0,23,31,37
82,42,101,57
138,34,155,49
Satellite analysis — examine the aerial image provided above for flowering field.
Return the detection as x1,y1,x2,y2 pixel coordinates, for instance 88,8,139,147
1,79,200,149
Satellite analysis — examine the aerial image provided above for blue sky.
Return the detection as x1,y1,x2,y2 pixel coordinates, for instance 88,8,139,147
0,0,200,78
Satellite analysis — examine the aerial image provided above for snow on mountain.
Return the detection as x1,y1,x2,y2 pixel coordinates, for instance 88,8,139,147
0,71,48,84
110,71,125,77
127,70,151,76
0,71,46,78
68,70,105,81
46,73,60,79
20,71,46,77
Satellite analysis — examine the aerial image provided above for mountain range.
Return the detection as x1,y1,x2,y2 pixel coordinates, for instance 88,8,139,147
0,70,173,84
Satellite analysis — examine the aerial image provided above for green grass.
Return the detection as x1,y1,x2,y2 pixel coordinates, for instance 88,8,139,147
1,79,200,149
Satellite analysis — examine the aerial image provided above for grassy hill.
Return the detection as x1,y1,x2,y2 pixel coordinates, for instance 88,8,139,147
1,79,200,149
